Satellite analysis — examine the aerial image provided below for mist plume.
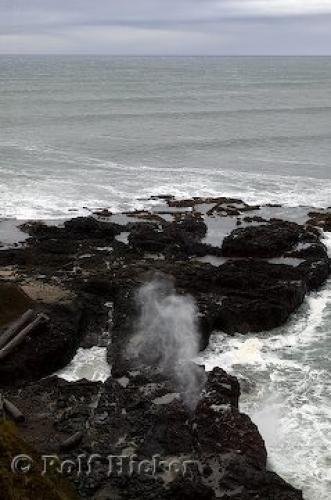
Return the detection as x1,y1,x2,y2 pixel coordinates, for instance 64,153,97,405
127,276,206,409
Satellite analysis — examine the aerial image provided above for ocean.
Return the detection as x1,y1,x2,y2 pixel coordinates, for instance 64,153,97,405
1,55,330,499
0,55,331,218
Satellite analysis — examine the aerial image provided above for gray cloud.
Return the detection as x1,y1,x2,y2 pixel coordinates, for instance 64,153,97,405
0,0,331,54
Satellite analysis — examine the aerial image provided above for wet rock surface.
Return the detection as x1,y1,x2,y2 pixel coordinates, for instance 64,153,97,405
4,367,301,499
307,210,331,231
0,196,328,499
222,220,314,258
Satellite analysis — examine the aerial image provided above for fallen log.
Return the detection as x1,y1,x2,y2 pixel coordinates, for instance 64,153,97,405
0,313,49,361
59,431,83,451
0,394,4,420
3,398,25,423
0,309,35,350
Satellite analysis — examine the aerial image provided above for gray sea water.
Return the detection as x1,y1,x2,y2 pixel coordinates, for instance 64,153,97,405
0,55,331,218
1,56,331,499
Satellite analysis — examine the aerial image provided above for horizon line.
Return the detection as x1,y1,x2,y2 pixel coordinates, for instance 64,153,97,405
1,53,331,57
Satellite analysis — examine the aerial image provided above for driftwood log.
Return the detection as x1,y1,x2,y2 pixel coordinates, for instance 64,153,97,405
0,394,4,420
59,431,84,451
3,398,25,423
0,309,35,350
0,313,49,361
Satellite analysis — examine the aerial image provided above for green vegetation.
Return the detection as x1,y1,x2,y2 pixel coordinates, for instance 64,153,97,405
0,421,76,500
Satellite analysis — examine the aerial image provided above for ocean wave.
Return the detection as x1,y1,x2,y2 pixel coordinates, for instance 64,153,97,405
0,138,330,218
0,165,330,219
197,282,331,500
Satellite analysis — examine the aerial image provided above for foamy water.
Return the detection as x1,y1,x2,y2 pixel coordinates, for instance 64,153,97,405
56,346,111,382
197,234,331,499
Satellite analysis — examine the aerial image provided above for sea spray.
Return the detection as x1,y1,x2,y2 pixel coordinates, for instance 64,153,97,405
127,276,206,409
197,283,331,500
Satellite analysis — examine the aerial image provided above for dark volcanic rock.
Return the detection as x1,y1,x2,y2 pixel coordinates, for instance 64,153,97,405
307,211,331,231
243,215,267,223
64,216,123,238
0,299,84,387
222,221,302,258
286,243,327,260
207,202,260,217
4,367,301,499
195,403,267,469
169,259,306,335
203,454,303,500
128,223,172,253
20,221,64,238
297,259,330,291
172,213,207,238
168,196,243,208
213,260,306,333
37,238,79,255
0,283,33,328
22,217,125,242
128,215,219,259
202,366,240,407
0,247,26,267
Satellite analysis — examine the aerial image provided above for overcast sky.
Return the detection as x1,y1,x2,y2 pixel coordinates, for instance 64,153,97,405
1,0,331,55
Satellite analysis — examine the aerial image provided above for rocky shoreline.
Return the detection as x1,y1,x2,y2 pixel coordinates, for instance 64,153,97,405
0,196,330,499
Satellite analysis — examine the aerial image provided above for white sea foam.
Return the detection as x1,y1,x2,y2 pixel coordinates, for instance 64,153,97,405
322,232,331,257
1,173,329,220
1,138,330,219
56,346,111,382
197,283,331,500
